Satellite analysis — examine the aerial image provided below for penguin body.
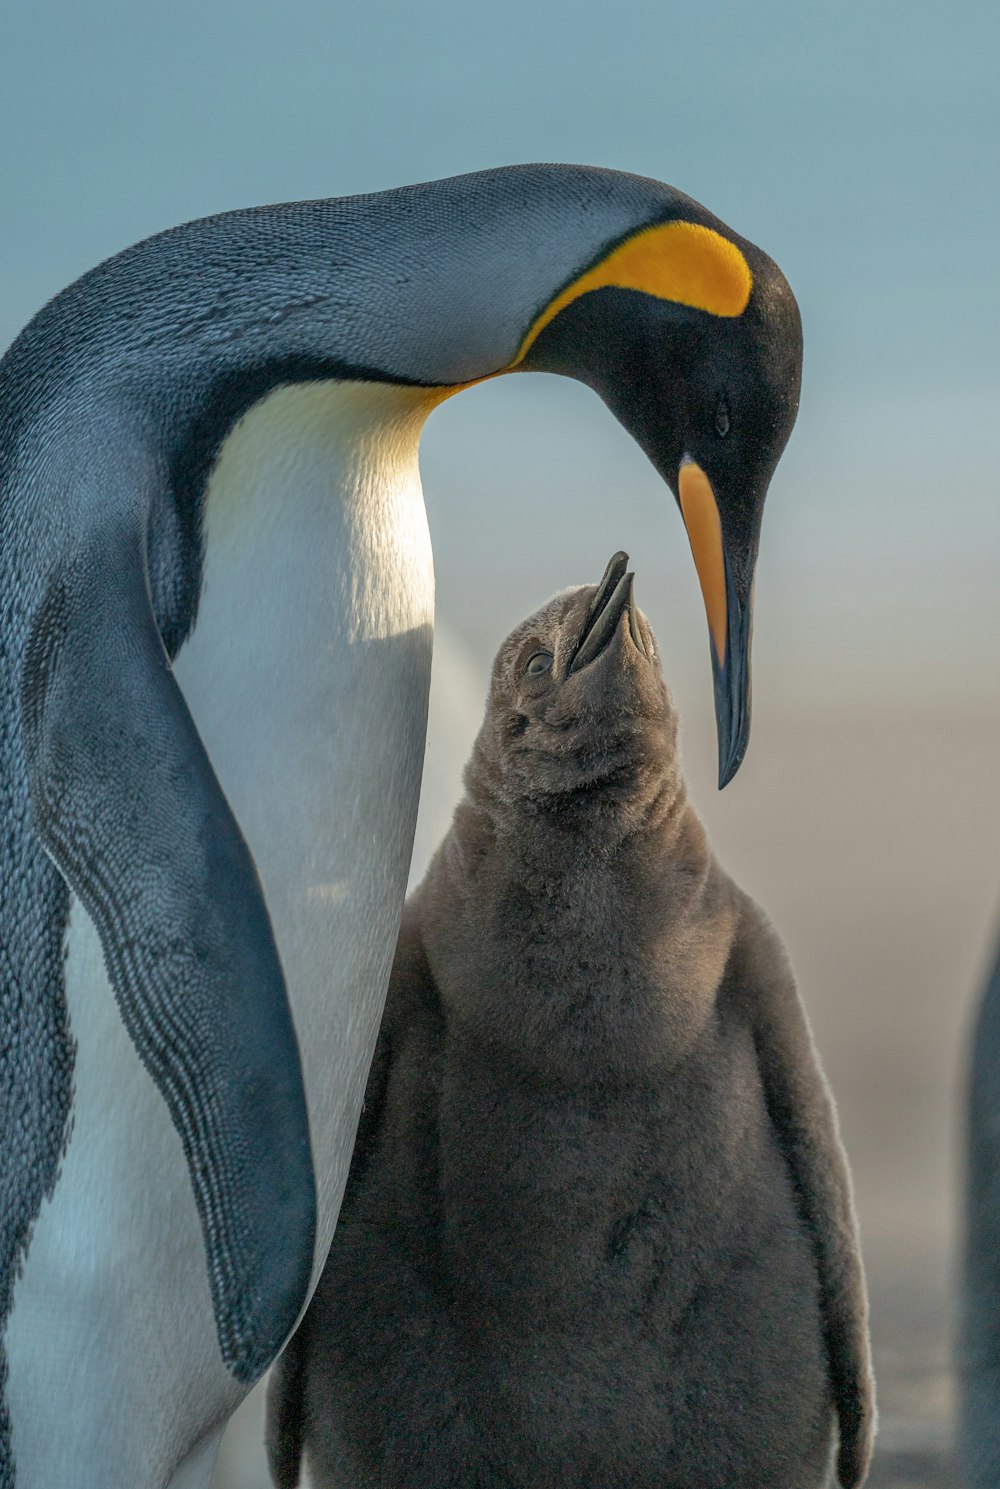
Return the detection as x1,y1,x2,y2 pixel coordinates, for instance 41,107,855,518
2,379,434,1488
268,556,873,1489
0,167,802,1486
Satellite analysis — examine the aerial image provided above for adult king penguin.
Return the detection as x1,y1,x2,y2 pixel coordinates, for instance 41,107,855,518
0,164,801,1489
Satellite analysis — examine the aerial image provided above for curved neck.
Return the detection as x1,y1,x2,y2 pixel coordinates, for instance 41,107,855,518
4,167,684,412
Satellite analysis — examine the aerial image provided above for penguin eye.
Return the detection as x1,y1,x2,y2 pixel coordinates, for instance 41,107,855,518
525,651,553,677
715,396,731,438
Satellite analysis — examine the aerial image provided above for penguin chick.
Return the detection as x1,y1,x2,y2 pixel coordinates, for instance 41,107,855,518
267,553,874,1489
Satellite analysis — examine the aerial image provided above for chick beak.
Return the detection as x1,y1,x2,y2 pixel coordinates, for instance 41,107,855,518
568,552,646,674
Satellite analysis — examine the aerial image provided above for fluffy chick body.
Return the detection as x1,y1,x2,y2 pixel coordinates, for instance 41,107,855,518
269,563,872,1489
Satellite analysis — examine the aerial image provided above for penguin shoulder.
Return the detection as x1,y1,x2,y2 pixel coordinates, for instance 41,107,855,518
719,891,805,1037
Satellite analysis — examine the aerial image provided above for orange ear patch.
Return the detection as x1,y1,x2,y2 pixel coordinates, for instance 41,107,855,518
513,220,753,365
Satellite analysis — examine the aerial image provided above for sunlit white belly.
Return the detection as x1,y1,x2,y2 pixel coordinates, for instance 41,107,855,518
5,380,435,1489
176,378,436,1282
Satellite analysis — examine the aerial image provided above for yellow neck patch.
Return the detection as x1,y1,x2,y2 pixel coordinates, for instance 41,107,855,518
512,220,752,366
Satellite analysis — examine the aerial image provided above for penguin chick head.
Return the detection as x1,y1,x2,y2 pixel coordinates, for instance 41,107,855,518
472,551,682,819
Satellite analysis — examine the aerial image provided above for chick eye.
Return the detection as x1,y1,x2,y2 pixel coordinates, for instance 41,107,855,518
525,651,553,677
715,396,731,438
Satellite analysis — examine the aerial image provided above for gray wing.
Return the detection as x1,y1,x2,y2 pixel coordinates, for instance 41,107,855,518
736,906,875,1488
19,512,315,1385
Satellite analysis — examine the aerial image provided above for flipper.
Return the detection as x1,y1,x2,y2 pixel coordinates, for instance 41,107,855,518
19,510,316,1384
734,905,875,1488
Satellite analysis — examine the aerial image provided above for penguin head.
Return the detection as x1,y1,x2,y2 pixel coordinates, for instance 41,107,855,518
474,552,680,815
517,219,802,788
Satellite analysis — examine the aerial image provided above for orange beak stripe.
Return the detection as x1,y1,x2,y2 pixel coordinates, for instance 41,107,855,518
678,461,728,666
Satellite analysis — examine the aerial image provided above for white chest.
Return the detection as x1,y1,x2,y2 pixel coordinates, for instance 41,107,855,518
172,379,436,1275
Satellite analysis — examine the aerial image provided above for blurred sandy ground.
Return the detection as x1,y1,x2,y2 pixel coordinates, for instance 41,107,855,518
213,377,1000,1487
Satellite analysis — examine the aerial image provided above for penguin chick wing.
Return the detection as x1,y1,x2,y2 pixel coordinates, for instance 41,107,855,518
265,913,423,1489
733,901,876,1488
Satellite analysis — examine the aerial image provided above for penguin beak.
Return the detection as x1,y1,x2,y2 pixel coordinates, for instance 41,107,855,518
568,551,646,674
678,462,754,789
